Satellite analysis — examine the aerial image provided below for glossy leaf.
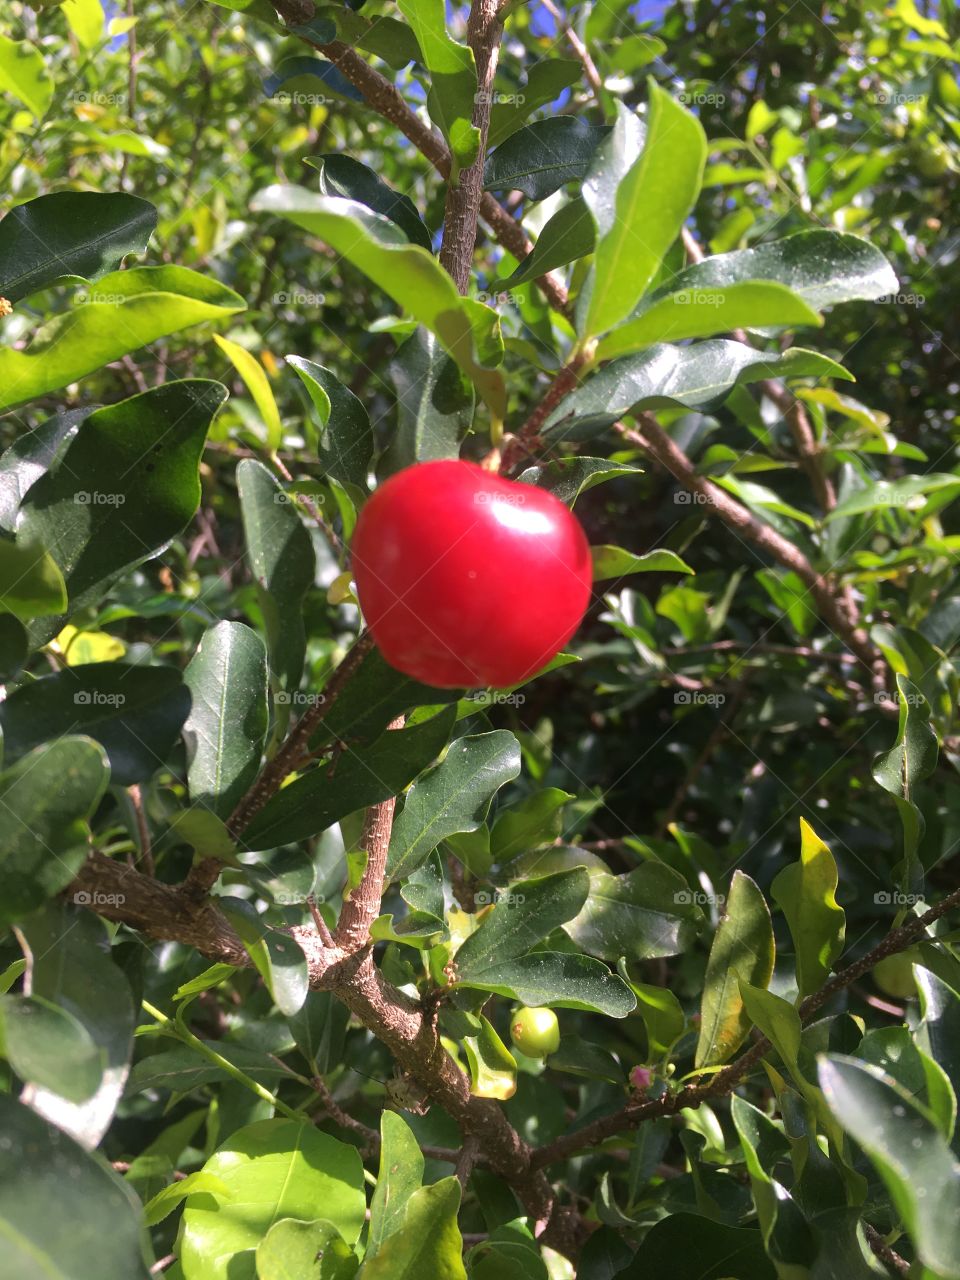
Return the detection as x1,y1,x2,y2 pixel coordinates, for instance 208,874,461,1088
180,1118,366,1280
286,356,373,492
356,1177,467,1280
502,197,594,288
240,706,456,850
18,905,136,1149
0,268,243,412
464,1015,518,1100
237,458,316,692
872,674,938,870
0,1094,149,1278
17,380,227,617
658,229,898,316
0,406,90,534
772,818,846,999
308,153,432,250
819,1056,960,1278
396,0,479,169
457,951,635,1014
387,730,521,881
490,788,573,861
183,621,269,819
565,862,704,961
595,281,821,362
367,1111,424,1259
543,342,852,442
256,1218,358,1280
591,545,693,580
483,118,609,201
487,58,582,147
0,662,191,785
0,737,110,926
380,328,475,475
0,191,156,304
518,457,642,506
581,85,706,338
0,994,101,1102
617,1211,775,1278
695,870,775,1068
251,189,505,414
220,899,310,1017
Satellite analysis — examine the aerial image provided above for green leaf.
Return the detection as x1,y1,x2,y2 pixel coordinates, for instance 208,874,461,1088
872,675,938,871
483,118,610,201
581,85,706,338
397,0,478,169
380,328,475,475
236,458,316,693
0,663,191,786
17,380,227,618
367,1111,425,1259
487,58,582,147
251,190,504,416
630,981,685,1057
180,1118,366,1280
595,281,822,362
0,269,243,412
772,818,846,999
0,737,110,926
308,153,432,250
256,1218,358,1280
143,1172,233,1228
0,994,101,1102
462,951,634,1011
355,1177,467,1280
0,539,67,618
616,1211,775,1278
464,1015,518,1100
819,1055,960,1279
17,905,136,1149
241,706,456,850
220,899,309,1017
287,356,373,493
564,862,704,962
695,870,775,1068
0,1094,150,1278
517,457,642,506
0,192,156,304
457,869,590,971
0,406,89,534
490,788,573,861
387,730,521,880
263,56,365,105
543,342,852,442
183,621,269,819
0,34,52,118
657,229,898,317
0,613,27,680
288,990,349,1075
825,472,960,520
739,983,803,1075
501,197,595,288
591,545,693,581
213,334,283,452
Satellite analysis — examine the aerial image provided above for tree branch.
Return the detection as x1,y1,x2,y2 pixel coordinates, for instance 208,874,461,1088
531,882,960,1168
438,0,503,293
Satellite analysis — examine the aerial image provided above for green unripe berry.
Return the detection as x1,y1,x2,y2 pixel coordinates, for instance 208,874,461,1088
872,951,919,1000
510,1006,560,1058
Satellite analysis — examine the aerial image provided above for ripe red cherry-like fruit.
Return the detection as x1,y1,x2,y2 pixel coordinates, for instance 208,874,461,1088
351,459,592,688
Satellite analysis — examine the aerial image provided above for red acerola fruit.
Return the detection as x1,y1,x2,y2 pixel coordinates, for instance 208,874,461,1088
351,460,592,688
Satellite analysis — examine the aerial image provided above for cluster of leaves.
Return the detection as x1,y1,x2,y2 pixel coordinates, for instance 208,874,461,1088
0,0,959,1277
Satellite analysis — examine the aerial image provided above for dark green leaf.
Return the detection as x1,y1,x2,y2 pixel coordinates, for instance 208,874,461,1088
564,862,704,961
487,59,582,147
355,1177,466,1280
502,198,595,287
263,56,364,103
387,730,521,880
380,328,475,475
220,898,309,1017
517,457,642,505
0,191,157,304
484,118,610,201
0,662,191,785
0,737,110,926
0,994,101,1102
241,706,456,849
0,1094,149,1278
615,1212,775,1278
308,154,432,250
367,1111,425,1259
397,0,479,170
286,356,373,493
256,1218,358,1280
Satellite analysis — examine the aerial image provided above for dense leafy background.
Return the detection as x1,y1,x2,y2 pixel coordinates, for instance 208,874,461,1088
0,0,959,1276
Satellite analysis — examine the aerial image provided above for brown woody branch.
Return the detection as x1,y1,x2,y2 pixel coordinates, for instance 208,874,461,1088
531,882,960,1168
438,0,504,293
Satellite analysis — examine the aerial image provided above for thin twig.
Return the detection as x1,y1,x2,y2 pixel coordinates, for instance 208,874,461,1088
538,0,602,96
128,784,154,877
